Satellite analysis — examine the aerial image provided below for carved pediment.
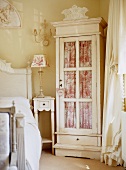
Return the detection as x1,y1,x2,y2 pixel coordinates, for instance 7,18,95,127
61,5,88,21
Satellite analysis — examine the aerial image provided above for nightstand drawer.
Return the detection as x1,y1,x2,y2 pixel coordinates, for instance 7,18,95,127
39,101,50,108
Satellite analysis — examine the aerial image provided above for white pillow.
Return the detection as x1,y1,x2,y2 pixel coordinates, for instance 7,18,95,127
0,97,35,124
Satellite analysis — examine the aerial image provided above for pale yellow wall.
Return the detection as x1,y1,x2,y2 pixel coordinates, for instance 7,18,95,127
100,0,110,22
0,0,101,98
0,0,110,146
0,0,110,97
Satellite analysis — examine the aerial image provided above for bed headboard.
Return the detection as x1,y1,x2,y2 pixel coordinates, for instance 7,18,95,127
0,68,32,100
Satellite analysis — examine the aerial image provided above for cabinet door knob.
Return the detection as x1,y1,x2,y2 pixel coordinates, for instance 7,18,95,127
60,84,62,87
76,138,79,141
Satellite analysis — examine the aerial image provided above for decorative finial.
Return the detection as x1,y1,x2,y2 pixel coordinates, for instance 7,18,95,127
12,100,15,106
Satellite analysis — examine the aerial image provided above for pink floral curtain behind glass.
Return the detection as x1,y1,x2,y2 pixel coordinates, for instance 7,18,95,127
64,41,92,129
64,42,76,128
79,41,92,129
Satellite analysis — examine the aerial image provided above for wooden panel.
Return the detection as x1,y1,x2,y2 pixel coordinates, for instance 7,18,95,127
0,68,32,100
56,24,99,36
54,143,101,159
39,101,50,108
52,17,107,37
55,148,101,160
58,135,97,146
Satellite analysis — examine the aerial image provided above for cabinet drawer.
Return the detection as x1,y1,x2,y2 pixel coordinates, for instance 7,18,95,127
58,135,97,146
39,101,50,108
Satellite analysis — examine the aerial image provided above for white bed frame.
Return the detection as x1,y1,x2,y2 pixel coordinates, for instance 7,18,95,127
0,67,32,170
0,68,32,100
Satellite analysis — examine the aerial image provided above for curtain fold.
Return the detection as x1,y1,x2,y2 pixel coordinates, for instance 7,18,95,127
101,0,126,166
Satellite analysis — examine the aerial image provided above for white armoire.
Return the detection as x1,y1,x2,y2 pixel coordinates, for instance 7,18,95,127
52,6,107,159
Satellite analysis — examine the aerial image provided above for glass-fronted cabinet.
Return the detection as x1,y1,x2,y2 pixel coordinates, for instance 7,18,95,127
52,16,107,159
59,36,97,135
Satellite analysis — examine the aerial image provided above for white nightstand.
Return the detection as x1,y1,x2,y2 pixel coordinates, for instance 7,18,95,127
33,96,55,154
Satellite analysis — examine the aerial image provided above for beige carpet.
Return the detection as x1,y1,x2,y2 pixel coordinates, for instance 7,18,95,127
39,150,124,170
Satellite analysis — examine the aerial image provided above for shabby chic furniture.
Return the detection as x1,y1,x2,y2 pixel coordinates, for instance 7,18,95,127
33,96,55,154
52,6,107,159
0,59,42,170
0,105,25,170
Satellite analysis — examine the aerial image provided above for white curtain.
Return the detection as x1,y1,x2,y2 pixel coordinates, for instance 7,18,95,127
101,0,126,166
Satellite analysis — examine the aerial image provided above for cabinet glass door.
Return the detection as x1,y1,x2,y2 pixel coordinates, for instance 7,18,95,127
59,36,97,134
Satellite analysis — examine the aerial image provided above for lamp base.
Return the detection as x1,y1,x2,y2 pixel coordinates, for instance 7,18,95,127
36,67,45,98
36,89,45,98
36,94,44,98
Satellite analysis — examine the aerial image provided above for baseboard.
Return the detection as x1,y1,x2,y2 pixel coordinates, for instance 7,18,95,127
54,143,101,160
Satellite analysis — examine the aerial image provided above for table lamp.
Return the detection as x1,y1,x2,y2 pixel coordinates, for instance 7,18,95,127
31,54,48,97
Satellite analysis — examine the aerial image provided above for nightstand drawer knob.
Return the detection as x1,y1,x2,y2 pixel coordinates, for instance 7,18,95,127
39,101,49,108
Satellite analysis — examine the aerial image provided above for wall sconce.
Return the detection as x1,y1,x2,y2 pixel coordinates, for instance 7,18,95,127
33,19,52,46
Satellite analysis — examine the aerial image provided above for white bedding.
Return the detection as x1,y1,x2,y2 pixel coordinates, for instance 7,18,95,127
0,97,42,170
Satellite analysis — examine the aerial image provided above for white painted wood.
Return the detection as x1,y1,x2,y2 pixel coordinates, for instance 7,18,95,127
0,66,32,169
55,132,102,137
52,17,107,37
58,135,97,146
52,17,107,159
58,36,97,134
54,143,101,160
61,5,88,21
0,68,32,101
56,38,60,134
0,106,25,169
9,152,17,169
33,97,55,154
16,114,26,170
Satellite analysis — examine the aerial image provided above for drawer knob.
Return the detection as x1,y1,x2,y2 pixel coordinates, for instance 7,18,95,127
43,103,45,105
76,138,79,141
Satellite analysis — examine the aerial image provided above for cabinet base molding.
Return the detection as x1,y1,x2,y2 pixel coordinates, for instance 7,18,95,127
54,143,101,160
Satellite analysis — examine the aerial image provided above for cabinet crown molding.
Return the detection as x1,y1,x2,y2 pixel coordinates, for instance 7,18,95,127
52,17,107,29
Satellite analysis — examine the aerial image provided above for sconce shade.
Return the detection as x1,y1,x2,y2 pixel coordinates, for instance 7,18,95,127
31,54,48,68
